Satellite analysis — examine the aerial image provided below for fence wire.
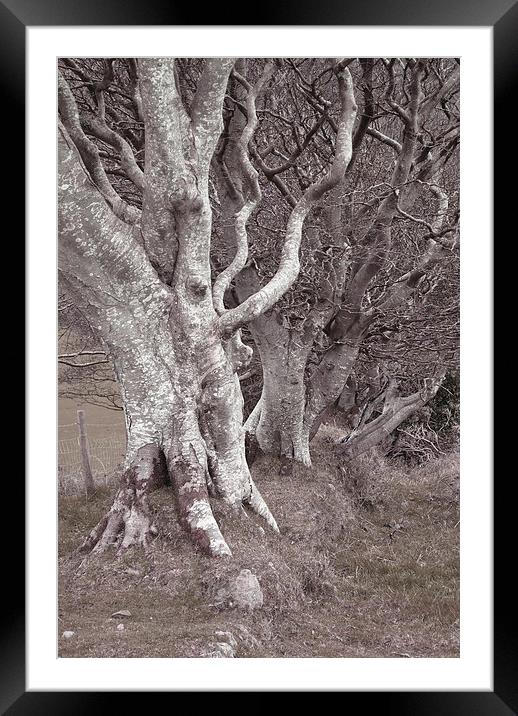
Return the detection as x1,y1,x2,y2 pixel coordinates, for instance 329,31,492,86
58,426,126,495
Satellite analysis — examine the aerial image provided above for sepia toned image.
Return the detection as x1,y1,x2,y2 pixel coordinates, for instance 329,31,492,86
58,57,460,659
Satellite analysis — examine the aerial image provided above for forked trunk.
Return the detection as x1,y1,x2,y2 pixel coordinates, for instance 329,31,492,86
59,58,359,556
59,123,277,559
75,288,277,558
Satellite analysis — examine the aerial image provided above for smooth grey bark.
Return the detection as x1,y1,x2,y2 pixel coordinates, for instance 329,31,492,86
243,60,457,467
211,62,358,467
216,62,358,336
302,63,427,435
59,58,280,558
58,57,458,565
338,376,444,461
60,58,360,556
246,314,314,465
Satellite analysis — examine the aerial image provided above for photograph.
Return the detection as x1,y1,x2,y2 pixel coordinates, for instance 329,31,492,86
10,5,502,703
57,55,461,660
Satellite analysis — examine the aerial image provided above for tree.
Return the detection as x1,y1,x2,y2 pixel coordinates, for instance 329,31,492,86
58,58,358,556
212,58,460,466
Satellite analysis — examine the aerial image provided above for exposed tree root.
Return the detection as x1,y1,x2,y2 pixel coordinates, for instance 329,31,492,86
74,428,280,561
244,478,279,533
170,446,233,558
75,444,165,559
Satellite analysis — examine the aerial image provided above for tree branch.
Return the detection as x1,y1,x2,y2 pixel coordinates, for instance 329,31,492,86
58,72,140,224
82,114,144,191
58,123,167,308
191,58,236,163
339,374,445,461
219,63,358,337
58,358,110,368
366,126,402,153
212,61,275,315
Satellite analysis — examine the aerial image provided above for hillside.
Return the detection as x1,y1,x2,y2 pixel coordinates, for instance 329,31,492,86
59,431,459,658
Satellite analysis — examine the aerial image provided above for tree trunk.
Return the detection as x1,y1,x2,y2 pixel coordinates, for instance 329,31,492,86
338,378,444,461
59,119,277,559
70,287,269,557
303,338,362,444
248,314,313,466
59,58,359,556
243,314,361,467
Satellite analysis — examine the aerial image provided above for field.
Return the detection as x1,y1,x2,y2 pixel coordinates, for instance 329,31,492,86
58,428,460,659
58,399,126,494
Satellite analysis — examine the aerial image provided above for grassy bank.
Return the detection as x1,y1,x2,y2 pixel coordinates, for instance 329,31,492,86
58,432,459,658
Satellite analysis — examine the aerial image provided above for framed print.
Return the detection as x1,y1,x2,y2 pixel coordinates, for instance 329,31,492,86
8,0,506,710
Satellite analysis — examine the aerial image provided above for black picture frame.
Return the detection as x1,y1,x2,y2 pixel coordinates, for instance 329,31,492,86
9,0,505,710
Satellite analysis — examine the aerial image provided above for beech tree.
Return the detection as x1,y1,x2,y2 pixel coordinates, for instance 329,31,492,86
212,58,460,466
58,57,358,556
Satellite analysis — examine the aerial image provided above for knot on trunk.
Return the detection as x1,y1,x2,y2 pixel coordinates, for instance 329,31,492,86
187,275,209,298
169,178,204,214
224,333,253,372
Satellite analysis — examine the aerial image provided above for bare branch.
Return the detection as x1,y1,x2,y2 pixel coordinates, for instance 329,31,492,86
339,374,445,461
58,350,107,358
366,127,402,153
219,64,358,336
58,124,167,307
58,72,140,224
82,115,144,191
212,61,275,315
191,58,236,162
58,358,110,368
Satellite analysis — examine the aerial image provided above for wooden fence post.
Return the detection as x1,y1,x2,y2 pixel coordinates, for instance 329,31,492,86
77,409,95,496
58,465,65,495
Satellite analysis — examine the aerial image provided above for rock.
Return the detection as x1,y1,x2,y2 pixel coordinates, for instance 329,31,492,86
116,623,125,631
214,642,235,657
214,630,237,649
230,569,263,610
111,609,132,618
201,641,235,658
125,568,141,577
233,624,261,649
208,568,263,610
62,631,75,639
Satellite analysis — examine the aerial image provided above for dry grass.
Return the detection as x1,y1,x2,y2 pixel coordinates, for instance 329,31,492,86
58,429,459,658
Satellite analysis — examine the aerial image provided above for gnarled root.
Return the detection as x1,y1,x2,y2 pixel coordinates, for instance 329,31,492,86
74,425,279,561
169,445,232,558
244,477,279,533
75,444,165,558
